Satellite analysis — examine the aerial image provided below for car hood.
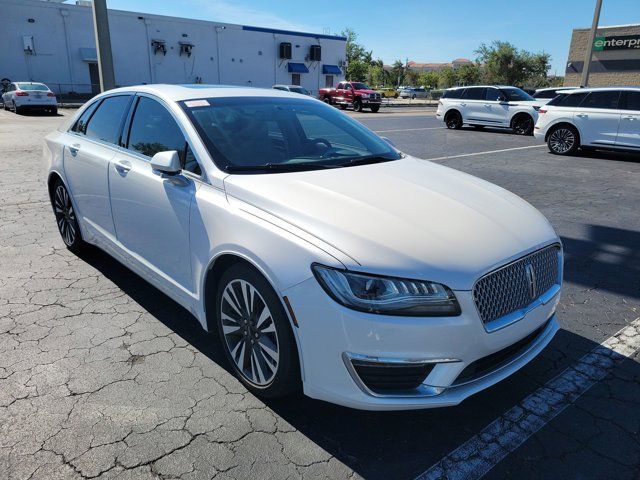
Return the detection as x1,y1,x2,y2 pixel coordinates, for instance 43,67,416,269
223,157,558,290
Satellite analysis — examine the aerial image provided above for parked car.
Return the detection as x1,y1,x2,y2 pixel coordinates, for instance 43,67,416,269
437,86,544,135
377,86,399,98
45,84,562,410
2,81,57,114
319,81,382,112
399,87,428,99
532,87,578,103
534,87,640,155
272,84,311,96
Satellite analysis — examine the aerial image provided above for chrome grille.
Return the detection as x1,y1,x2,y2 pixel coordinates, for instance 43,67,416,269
473,245,561,325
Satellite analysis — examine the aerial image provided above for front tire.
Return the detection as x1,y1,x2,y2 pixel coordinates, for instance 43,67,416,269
511,113,534,135
445,111,462,129
51,179,85,252
547,125,580,155
216,263,300,398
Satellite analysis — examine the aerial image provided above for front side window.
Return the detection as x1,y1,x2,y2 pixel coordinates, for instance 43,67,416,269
127,97,201,175
181,97,401,173
579,90,621,110
500,87,534,102
85,95,131,144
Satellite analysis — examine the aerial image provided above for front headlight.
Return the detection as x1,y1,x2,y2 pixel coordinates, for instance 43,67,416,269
312,264,461,316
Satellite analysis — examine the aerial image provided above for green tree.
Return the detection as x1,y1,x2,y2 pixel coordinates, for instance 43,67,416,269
475,41,551,86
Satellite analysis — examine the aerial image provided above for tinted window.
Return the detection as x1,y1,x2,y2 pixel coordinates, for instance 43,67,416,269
485,88,502,101
442,88,465,99
462,87,486,100
127,97,200,175
73,101,100,134
85,95,131,144
580,91,621,109
621,91,640,111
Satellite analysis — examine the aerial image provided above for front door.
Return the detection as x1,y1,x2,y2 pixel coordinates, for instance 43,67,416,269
572,90,622,146
108,95,197,292
616,90,640,150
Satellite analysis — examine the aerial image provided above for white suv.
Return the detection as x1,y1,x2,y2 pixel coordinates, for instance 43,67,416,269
534,87,640,155
436,86,543,135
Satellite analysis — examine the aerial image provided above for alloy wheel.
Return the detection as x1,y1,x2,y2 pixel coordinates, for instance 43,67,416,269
549,128,575,154
220,279,279,386
53,185,77,246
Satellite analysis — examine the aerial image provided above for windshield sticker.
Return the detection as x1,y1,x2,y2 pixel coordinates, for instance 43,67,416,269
185,99,210,108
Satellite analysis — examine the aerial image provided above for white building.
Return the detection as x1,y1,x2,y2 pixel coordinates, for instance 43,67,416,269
0,0,347,97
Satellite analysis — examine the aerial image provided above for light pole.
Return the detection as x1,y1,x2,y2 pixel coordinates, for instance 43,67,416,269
91,0,116,91
581,0,603,87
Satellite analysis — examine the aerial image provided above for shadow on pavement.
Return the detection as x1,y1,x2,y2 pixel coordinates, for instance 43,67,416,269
75,244,639,479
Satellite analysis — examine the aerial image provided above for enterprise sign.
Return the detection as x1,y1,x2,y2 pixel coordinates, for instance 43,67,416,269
594,34,640,51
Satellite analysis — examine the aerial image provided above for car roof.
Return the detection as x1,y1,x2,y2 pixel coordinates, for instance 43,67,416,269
94,84,314,103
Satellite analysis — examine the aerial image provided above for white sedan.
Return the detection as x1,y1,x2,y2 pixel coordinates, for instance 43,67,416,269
2,81,58,114
44,85,562,410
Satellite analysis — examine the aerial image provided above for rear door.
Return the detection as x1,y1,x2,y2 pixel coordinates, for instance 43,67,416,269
572,90,622,146
460,87,487,123
616,90,640,150
109,94,200,292
63,95,132,240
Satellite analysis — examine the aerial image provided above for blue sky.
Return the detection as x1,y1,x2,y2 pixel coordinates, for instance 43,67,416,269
105,0,640,74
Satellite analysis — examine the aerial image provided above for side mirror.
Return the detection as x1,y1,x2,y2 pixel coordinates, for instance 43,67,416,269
381,136,396,147
150,150,181,174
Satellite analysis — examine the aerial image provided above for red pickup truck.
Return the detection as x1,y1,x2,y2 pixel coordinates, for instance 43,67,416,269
319,81,382,113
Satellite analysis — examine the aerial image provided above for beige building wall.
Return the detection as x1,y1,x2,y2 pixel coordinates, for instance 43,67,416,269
565,24,640,87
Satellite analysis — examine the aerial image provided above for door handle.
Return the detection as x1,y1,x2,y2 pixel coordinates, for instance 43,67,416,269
114,160,132,174
576,113,588,118
68,143,80,156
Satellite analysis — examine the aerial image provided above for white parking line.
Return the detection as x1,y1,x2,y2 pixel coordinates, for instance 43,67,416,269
415,318,640,480
374,127,442,133
426,145,546,163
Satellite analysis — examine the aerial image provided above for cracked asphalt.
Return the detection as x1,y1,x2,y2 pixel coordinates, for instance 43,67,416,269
1,108,639,480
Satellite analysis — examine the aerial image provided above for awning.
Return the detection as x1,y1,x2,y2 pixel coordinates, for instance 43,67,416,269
79,48,97,62
287,62,309,73
322,64,342,75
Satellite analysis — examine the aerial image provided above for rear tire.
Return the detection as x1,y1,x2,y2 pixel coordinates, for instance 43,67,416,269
547,125,580,155
511,113,534,135
445,110,462,129
370,105,380,113
215,263,300,398
51,179,86,253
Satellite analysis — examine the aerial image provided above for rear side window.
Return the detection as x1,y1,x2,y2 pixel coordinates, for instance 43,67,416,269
126,97,200,175
443,89,465,99
579,91,621,110
462,87,486,100
621,91,640,111
85,95,132,144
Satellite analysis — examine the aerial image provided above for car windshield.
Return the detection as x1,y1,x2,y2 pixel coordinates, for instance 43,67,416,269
351,82,371,90
16,83,49,91
181,97,401,173
501,87,534,101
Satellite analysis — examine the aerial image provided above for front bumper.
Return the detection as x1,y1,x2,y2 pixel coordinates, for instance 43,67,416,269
284,277,560,410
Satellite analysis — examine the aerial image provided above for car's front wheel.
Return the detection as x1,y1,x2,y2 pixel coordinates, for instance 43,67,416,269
51,179,85,252
547,125,580,155
216,263,300,398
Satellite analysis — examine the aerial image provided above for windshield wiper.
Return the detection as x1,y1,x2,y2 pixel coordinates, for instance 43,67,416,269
224,162,335,173
336,155,398,168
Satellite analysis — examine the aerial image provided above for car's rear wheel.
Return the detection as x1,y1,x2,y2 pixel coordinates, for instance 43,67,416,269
547,125,580,155
370,105,380,113
51,179,85,252
445,111,462,129
216,263,300,398
511,113,534,135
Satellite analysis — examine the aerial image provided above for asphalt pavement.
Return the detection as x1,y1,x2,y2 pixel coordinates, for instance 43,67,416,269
0,107,638,480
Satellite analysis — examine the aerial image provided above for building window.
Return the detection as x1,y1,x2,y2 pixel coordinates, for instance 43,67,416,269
291,73,301,86
325,75,333,88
